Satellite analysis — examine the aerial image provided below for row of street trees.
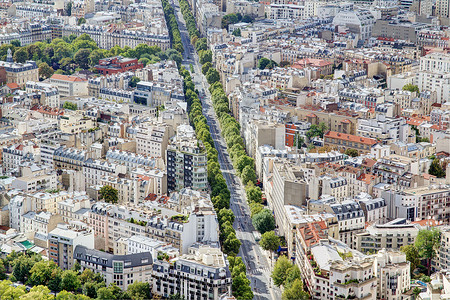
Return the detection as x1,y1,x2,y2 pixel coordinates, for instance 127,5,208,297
180,66,252,299
176,0,254,297
161,0,184,54
0,251,155,300
271,257,309,300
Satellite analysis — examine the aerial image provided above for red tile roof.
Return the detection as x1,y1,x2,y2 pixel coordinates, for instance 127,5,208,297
325,131,378,146
50,74,87,82
6,83,19,89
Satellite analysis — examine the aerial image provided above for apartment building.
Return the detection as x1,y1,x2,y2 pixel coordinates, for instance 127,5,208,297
374,249,410,300
296,237,376,300
106,149,165,172
135,121,169,159
56,192,91,223
53,147,88,171
324,131,378,154
21,211,63,247
416,52,450,103
357,113,409,144
333,9,375,41
152,244,232,299
116,235,178,258
49,74,88,97
309,175,349,201
83,159,127,187
243,120,285,159
25,81,60,108
2,142,40,173
354,219,420,253
48,224,94,270
74,245,153,291
11,172,57,192
357,195,387,224
166,125,207,192
268,160,308,237
89,200,219,254
309,199,365,247
373,154,419,186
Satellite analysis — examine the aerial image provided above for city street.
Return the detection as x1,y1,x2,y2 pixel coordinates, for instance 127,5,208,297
170,0,281,299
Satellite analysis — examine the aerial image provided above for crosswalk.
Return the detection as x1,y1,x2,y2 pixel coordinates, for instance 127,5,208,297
247,267,271,275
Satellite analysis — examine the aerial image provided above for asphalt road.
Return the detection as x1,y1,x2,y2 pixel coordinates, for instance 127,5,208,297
169,1,281,299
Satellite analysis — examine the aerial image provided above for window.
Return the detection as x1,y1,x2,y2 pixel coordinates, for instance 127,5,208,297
114,262,123,274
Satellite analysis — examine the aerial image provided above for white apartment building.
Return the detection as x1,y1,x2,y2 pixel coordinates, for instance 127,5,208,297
357,113,409,144
56,192,91,223
136,121,169,159
116,235,179,258
309,175,349,201
106,149,165,172
374,250,410,300
74,245,153,291
152,244,232,299
2,142,40,174
416,52,450,103
83,158,127,187
25,81,60,108
354,219,420,253
333,10,375,41
356,194,387,224
21,211,63,246
11,172,57,192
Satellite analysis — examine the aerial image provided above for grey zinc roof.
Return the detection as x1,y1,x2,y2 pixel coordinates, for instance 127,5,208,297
74,245,153,268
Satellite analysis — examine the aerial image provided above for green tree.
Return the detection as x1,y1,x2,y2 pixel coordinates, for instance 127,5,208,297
401,244,420,273
206,68,220,84
13,47,28,63
65,2,72,16
201,62,212,75
282,279,309,300
0,280,26,299
74,49,91,69
77,18,86,25
60,270,81,292
38,62,54,79
344,148,359,157
272,256,293,287
217,208,235,225
195,38,207,51
241,165,256,186
199,50,212,65
11,40,20,47
429,159,446,178
242,15,253,23
403,84,420,93
12,255,36,283
415,228,440,275
0,259,6,280
250,202,263,217
63,102,77,110
223,233,241,256
232,28,241,37
96,287,114,300
89,50,105,66
306,122,327,139
99,185,119,204
252,209,275,234
285,265,301,288
246,184,262,203
27,260,59,286
129,76,141,88
231,272,253,299
21,286,53,300
258,57,278,70
259,231,280,252
124,282,151,300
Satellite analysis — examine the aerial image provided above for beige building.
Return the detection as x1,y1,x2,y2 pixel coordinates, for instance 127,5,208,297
50,74,88,97
136,121,169,159
354,220,420,254
0,49,38,86
373,250,410,300
242,120,285,159
60,112,96,135
268,160,308,238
